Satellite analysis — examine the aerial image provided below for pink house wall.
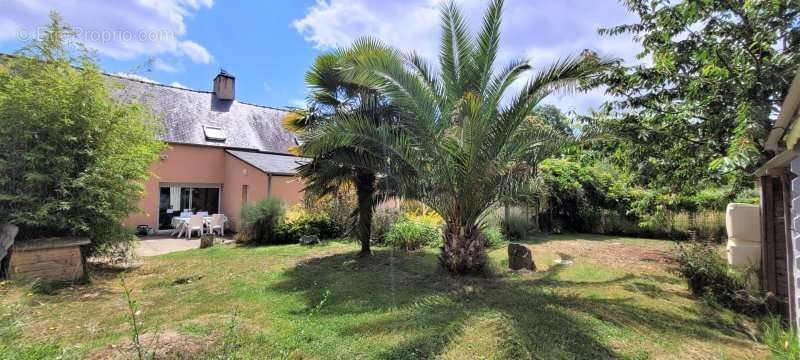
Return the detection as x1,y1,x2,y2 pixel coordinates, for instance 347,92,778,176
124,144,305,232
270,175,305,207
124,144,225,230
222,152,269,230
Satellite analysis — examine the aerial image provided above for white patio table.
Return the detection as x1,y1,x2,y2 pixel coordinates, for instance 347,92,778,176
170,215,227,237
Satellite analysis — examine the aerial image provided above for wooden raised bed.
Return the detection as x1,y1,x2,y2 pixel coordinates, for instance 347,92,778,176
8,237,90,282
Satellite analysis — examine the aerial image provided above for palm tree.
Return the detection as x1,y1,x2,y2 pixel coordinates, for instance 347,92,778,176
285,48,399,256
306,0,615,273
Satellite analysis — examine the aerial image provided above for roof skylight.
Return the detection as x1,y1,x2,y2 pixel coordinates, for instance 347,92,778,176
203,125,226,141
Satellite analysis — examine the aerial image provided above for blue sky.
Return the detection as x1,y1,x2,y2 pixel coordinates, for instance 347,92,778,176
0,0,643,114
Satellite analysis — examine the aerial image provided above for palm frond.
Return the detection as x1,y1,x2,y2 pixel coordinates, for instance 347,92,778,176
439,1,474,99
404,51,444,101
474,0,504,92
282,110,311,132
344,37,440,138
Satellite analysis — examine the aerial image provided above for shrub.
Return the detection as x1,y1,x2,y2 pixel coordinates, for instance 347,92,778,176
502,213,535,240
674,240,765,314
371,208,401,244
284,211,343,240
482,226,506,248
401,208,444,227
536,158,631,233
0,15,164,254
385,220,441,251
239,198,285,244
302,187,357,235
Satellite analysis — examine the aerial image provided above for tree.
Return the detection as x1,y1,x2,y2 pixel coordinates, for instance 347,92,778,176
311,0,614,273
532,104,573,137
0,13,164,253
593,0,800,193
285,47,400,255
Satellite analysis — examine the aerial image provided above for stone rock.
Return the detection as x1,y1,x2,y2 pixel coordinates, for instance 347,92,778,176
199,234,215,249
508,243,535,271
0,224,18,279
300,235,320,246
174,274,204,285
0,223,18,261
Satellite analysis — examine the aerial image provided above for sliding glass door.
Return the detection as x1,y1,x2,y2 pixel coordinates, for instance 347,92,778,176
158,185,221,230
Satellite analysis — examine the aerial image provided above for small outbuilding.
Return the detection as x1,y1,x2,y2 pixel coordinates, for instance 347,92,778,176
757,70,800,328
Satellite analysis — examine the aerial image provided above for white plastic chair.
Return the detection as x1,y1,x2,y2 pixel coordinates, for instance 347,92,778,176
186,214,204,239
209,214,225,236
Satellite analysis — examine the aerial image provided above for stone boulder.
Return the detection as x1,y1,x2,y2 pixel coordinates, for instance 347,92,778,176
299,235,320,246
0,224,18,279
0,223,18,261
200,234,215,249
508,243,535,271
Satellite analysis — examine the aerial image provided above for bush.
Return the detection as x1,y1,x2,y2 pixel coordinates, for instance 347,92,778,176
282,211,343,241
401,208,444,227
371,208,401,244
239,198,285,244
502,213,535,240
674,240,765,314
0,16,164,253
385,220,441,251
482,226,506,248
301,187,356,235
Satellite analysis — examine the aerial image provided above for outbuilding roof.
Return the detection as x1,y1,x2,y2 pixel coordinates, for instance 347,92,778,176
226,150,309,176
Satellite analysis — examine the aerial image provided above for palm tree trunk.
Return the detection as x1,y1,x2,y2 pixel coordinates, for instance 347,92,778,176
354,172,376,256
439,223,487,274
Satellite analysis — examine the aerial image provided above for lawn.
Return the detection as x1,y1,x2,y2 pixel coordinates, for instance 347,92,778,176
0,234,767,359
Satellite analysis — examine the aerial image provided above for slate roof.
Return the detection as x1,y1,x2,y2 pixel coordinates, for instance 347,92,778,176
108,74,298,155
226,150,309,176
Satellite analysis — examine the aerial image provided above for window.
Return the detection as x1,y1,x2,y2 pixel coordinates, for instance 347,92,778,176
241,185,248,205
203,125,226,141
157,185,220,230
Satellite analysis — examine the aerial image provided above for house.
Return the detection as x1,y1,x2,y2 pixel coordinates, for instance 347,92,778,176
115,71,308,233
757,69,800,328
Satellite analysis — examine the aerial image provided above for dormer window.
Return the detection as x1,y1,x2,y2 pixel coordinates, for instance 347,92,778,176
203,125,226,141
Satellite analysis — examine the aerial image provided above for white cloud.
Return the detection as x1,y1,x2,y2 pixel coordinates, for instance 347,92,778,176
169,81,190,89
293,0,643,114
153,58,180,72
113,72,159,84
293,0,442,58
177,40,213,64
0,0,214,64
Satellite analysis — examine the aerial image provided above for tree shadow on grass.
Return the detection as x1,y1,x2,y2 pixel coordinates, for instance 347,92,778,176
270,249,755,359
523,233,675,245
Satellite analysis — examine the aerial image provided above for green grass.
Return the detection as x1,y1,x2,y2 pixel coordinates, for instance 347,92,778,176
0,234,767,359
760,316,800,359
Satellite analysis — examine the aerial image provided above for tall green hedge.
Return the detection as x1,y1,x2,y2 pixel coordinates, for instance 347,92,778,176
0,14,164,253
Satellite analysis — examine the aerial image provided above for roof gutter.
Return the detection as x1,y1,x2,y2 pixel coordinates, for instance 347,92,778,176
755,148,798,176
766,70,800,151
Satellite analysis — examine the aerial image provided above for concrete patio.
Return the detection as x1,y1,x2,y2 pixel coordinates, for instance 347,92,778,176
135,234,238,257
135,235,200,257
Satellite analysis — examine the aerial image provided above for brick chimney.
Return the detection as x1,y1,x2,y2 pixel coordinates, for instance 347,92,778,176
213,69,235,100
